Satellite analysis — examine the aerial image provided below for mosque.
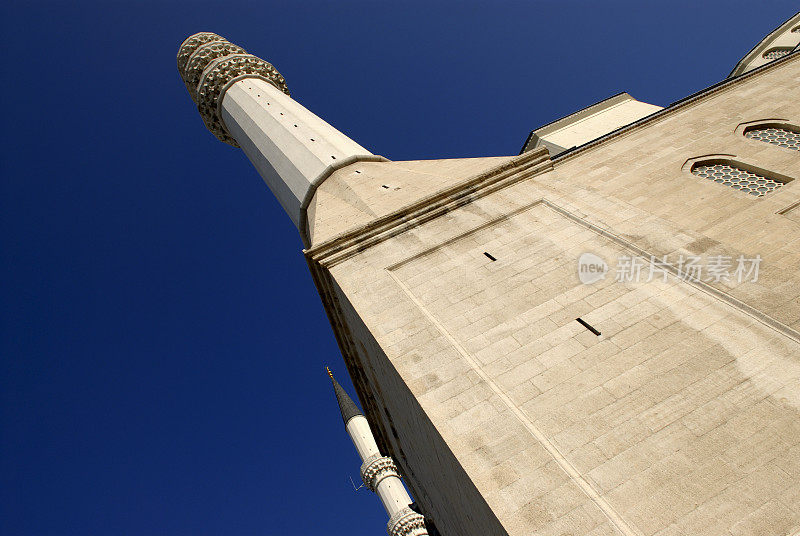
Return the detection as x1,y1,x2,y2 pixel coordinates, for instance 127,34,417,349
177,12,800,536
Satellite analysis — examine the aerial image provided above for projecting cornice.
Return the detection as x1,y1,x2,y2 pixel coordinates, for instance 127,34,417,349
177,32,290,146
304,147,552,265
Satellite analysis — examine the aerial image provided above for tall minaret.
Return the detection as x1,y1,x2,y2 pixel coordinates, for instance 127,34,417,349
327,368,428,536
177,32,385,241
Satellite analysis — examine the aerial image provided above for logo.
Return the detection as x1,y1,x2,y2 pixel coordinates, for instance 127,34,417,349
578,253,608,284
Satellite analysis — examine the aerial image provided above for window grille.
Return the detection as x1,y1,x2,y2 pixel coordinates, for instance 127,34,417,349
745,126,800,151
692,163,784,197
762,47,792,60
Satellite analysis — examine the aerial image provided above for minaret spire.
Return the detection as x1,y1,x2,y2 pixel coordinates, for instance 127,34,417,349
327,366,363,425
326,368,428,536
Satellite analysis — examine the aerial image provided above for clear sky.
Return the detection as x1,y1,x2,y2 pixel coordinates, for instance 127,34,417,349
1,1,797,534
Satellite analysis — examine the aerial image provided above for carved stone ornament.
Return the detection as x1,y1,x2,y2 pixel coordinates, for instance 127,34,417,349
177,32,290,146
387,506,428,536
177,32,225,77
359,453,400,492
183,41,247,101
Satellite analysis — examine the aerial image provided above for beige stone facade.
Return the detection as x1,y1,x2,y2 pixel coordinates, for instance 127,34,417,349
304,51,800,535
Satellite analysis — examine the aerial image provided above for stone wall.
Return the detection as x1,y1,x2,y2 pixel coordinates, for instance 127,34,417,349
307,52,800,535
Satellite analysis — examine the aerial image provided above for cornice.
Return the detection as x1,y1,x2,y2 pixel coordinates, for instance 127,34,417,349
551,49,800,167
304,147,552,267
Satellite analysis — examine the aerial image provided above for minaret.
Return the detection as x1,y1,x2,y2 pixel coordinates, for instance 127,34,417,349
326,368,428,536
176,32,385,241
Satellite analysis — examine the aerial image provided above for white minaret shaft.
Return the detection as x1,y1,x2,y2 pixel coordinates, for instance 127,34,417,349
347,414,418,518
328,368,428,536
221,79,372,229
177,33,382,240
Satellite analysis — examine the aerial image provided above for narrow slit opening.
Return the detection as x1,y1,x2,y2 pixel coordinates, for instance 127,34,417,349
576,318,601,336
483,252,497,261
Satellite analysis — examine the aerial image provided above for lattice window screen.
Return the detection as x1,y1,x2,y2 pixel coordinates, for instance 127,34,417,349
692,163,785,197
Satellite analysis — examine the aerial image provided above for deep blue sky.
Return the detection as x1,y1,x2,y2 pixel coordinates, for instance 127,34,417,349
1,1,797,534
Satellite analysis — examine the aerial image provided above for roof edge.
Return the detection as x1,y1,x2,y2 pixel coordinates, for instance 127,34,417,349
520,92,631,154
552,49,800,165
728,11,800,78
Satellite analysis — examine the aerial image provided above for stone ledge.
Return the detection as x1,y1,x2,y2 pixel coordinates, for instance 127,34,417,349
305,146,552,265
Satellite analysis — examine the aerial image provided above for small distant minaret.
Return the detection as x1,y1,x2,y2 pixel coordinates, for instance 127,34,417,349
326,368,428,536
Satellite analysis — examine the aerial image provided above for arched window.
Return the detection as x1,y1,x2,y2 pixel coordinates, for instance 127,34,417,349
744,124,800,151
691,161,786,197
762,47,793,60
